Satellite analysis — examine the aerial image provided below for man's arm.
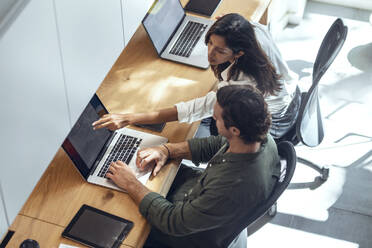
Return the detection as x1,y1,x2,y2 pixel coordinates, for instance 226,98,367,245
107,161,239,237
139,183,239,236
164,142,192,160
188,135,226,164
107,136,239,237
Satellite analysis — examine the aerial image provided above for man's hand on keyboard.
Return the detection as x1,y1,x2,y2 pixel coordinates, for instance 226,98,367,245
106,161,136,190
136,145,169,176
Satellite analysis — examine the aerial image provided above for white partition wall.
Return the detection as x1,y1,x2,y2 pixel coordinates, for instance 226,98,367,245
0,0,70,236
121,0,154,46
0,0,151,239
0,0,28,39
0,182,8,239
54,0,125,125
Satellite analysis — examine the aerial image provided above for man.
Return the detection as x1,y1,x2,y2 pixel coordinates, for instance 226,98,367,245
106,85,280,247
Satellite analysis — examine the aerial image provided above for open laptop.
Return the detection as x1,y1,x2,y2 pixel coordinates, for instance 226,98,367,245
62,94,168,192
142,0,214,69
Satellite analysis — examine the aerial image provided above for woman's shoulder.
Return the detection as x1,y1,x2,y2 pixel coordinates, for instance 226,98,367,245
235,72,257,86
252,22,270,36
218,74,256,88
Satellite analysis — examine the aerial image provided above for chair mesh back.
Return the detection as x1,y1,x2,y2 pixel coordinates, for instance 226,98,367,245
226,141,296,246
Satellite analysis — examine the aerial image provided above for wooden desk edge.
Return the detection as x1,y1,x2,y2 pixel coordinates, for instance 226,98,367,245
136,121,199,247
1,215,133,248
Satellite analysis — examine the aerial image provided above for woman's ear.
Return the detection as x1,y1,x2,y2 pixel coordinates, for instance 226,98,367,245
235,51,244,59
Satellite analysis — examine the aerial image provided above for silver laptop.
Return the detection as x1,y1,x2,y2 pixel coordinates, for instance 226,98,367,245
142,0,214,69
62,94,168,192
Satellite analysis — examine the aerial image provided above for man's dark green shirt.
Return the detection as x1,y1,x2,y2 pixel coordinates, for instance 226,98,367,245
139,135,280,247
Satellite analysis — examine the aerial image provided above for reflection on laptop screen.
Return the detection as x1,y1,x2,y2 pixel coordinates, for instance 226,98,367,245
143,0,185,54
67,96,112,170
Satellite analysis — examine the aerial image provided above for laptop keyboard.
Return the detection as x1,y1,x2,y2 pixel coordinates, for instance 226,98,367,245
98,134,142,178
169,21,208,58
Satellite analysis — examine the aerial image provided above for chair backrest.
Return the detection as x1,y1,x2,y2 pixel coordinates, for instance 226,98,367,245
296,18,348,147
312,18,348,85
227,141,297,247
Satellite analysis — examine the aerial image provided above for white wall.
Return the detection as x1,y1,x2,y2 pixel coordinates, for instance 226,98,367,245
0,0,152,239
0,0,71,234
54,0,125,125
121,0,154,46
0,0,27,38
0,181,8,239
0,0,18,20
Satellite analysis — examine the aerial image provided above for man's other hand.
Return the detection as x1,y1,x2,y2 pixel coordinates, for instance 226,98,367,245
136,145,169,176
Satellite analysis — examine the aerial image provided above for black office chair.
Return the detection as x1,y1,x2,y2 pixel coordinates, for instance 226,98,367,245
227,141,297,248
276,18,348,182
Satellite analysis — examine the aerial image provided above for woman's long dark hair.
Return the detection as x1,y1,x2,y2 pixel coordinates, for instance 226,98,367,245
205,13,281,96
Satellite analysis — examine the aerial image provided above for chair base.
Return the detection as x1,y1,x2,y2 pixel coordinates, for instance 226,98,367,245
268,203,277,217
297,157,329,181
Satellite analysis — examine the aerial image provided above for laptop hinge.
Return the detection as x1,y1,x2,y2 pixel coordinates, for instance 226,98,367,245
90,132,117,176
160,13,187,55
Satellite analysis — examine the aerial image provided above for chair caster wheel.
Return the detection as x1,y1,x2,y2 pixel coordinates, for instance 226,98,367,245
268,203,277,217
321,167,329,181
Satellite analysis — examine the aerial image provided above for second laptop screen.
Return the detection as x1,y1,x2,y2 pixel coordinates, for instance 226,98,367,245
143,0,185,54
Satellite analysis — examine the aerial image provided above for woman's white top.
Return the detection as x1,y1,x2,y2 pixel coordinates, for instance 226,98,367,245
175,22,298,123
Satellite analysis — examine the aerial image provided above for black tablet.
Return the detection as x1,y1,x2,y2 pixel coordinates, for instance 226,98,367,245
184,0,222,17
62,205,133,248
135,123,166,132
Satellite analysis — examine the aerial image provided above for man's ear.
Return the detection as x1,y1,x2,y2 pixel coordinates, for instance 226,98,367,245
230,126,241,137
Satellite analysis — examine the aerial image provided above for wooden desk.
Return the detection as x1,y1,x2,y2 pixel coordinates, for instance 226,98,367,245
7,215,132,248
2,0,271,247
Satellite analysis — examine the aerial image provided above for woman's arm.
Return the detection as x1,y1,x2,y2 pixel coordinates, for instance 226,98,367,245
92,106,178,131
93,89,219,131
176,91,217,123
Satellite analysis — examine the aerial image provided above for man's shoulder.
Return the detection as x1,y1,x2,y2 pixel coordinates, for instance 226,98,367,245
262,134,277,149
190,135,227,146
209,135,228,148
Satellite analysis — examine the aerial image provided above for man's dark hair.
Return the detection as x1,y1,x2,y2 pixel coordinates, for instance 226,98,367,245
216,85,271,143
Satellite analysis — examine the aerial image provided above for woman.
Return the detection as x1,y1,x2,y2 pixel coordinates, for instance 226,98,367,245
93,13,301,139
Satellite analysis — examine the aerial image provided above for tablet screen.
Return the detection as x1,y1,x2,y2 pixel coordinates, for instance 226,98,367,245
62,205,133,248
135,123,166,132
184,0,222,17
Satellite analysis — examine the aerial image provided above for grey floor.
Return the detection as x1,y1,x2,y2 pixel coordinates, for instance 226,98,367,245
246,1,372,248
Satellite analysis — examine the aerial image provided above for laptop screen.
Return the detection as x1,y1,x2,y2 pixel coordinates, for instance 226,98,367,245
142,0,185,54
62,94,112,179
